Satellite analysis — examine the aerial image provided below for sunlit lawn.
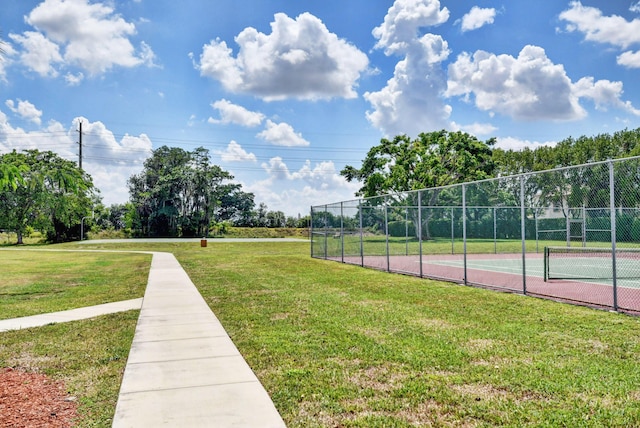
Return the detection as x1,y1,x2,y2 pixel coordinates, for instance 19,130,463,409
0,250,151,319
2,240,640,427
0,249,150,426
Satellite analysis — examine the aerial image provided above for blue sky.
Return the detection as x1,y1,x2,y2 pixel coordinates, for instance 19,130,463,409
2,0,640,216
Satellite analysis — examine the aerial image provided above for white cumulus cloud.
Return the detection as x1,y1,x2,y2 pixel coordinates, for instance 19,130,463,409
250,157,359,215
460,6,497,32
446,45,588,121
257,120,310,147
9,31,62,77
366,0,453,137
0,39,16,82
495,137,556,151
459,122,498,136
0,114,153,206
560,2,640,69
5,99,43,125
560,1,640,49
196,12,369,101
373,0,450,54
216,141,257,163
11,0,155,77
208,99,265,127
617,50,640,69
64,72,84,85
573,77,640,116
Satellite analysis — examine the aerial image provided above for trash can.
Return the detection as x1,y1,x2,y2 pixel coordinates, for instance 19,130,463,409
200,238,207,247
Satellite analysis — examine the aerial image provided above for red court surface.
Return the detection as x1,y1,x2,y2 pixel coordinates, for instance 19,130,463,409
324,253,640,315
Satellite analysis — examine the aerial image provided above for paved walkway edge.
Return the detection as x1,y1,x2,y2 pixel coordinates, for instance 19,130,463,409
0,299,143,333
112,252,286,427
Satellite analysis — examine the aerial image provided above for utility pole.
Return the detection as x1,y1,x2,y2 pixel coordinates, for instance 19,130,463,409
77,121,83,170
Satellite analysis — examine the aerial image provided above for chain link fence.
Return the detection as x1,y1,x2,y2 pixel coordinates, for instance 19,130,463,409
311,156,640,314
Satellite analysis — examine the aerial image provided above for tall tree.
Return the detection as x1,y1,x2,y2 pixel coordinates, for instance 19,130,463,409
128,146,246,237
341,130,495,238
0,150,95,244
216,186,256,226
342,131,495,197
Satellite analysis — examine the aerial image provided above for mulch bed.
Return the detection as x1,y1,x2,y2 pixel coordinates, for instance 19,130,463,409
0,367,78,428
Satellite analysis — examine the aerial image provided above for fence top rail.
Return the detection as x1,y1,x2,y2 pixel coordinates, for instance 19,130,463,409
311,154,640,210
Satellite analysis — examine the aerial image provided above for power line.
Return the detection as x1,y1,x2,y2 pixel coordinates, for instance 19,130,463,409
77,120,83,170
1,129,370,154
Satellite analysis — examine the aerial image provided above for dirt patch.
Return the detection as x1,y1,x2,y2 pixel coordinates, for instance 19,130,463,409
347,364,409,392
0,367,78,428
465,338,497,352
451,382,511,401
410,317,455,330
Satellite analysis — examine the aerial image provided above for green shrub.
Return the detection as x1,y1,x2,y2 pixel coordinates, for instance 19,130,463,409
387,220,415,237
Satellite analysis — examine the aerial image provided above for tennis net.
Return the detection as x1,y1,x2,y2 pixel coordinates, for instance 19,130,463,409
544,246,640,281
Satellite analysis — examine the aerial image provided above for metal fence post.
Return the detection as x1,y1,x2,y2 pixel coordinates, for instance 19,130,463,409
451,207,455,255
418,191,423,278
520,175,527,295
324,204,328,259
340,202,344,263
359,199,364,267
462,184,467,285
384,196,390,272
610,161,618,310
310,206,314,258
405,206,409,256
535,210,538,253
493,207,497,254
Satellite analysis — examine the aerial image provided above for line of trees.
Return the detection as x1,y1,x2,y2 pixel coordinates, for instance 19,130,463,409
3,129,640,243
124,146,308,237
335,128,640,240
341,128,640,199
0,146,309,243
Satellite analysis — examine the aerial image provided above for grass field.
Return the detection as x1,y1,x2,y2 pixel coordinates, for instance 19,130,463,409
0,250,151,319
3,241,640,426
0,249,151,426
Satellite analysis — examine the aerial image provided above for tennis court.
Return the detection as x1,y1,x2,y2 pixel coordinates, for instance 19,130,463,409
331,250,640,313
313,156,640,314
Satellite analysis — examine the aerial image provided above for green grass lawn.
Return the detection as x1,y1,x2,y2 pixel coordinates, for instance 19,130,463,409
2,241,640,427
0,250,151,319
177,241,640,427
0,249,150,427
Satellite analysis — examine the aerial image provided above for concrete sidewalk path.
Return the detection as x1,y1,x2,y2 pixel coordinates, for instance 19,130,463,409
112,252,286,427
0,298,143,333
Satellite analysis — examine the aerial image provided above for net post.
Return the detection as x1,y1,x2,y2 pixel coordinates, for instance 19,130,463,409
543,246,548,282
609,161,618,311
